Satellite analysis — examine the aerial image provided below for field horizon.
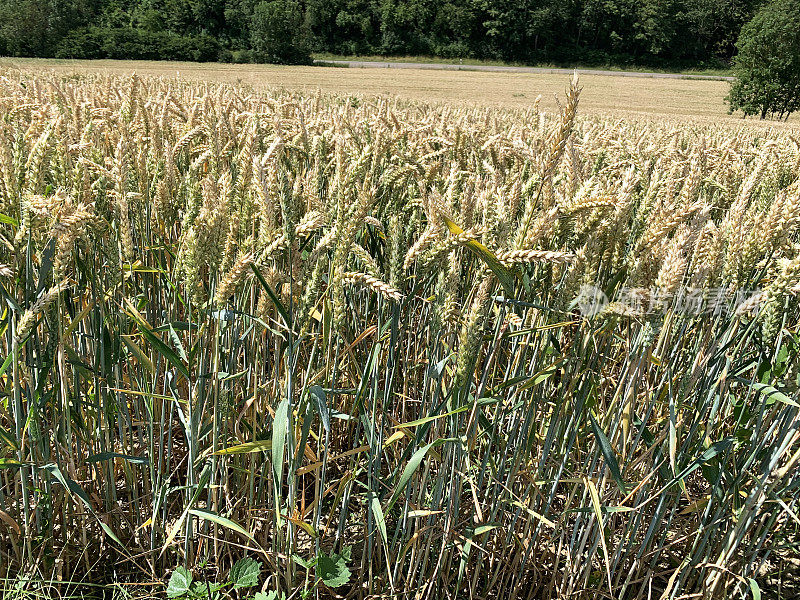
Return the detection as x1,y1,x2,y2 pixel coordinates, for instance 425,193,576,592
2,57,798,127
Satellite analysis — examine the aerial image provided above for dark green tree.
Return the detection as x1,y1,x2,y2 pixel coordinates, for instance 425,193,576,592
680,0,761,62
0,0,53,56
429,1,481,58
250,0,311,64
0,0,96,56
0,0,774,69
727,0,800,119
482,0,570,62
306,0,378,55
633,0,676,57
223,0,257,49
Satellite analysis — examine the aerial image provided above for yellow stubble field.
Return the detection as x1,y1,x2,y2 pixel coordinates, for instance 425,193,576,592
2,57,797,127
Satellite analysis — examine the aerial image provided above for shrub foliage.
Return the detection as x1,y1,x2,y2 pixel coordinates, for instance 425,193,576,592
727,0,800,119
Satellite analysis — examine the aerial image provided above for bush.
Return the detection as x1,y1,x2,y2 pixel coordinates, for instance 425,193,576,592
233,49,254,64
54,28,105,60
435,42,473,60
55,27,221,62
727,0,800,119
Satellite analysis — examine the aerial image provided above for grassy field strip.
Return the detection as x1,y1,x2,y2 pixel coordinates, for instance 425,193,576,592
315,58,736,81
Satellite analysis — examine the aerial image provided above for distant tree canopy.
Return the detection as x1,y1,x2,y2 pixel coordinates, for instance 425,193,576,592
726,0,800,119
251,0,311,64
0,0,768,69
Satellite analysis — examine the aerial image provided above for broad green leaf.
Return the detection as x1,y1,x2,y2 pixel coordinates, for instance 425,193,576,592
129,311,190,380
741,379,799,408
589,412,627,494
517,362,563,392
86,451,149,466
291,554,315,569
317,550,352,588
152,321,197,333
166,566,192,598
121,335,156,374
309,385,331,434
0,213,18,226
187,508,258,545
369,491,388,544
0,353,13,379
0,425,19,451
214,440,272,455
472,524,498,536
98,521,125,547
441,215,514,296
218,369,247,381
272,397,289,516
189,581,210,598
642,438,735,504
386,438,453,512
586,477,613,594
42,463,92,509
675,438,733,482
36,238,56,297
251,264,290,326
168,323,188,363
394,405,470,428
229,557,261,589
747,577,761,600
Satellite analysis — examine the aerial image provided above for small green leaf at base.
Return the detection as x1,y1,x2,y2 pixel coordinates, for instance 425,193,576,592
230,556,261,589
166,566,193,598
318,549,352,588
747,577,761,600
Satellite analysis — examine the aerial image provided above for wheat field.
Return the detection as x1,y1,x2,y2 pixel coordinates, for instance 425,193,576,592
0,68,799,599
3,57,788,123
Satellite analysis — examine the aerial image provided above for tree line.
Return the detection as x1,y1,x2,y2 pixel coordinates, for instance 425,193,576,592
0,0,764,68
